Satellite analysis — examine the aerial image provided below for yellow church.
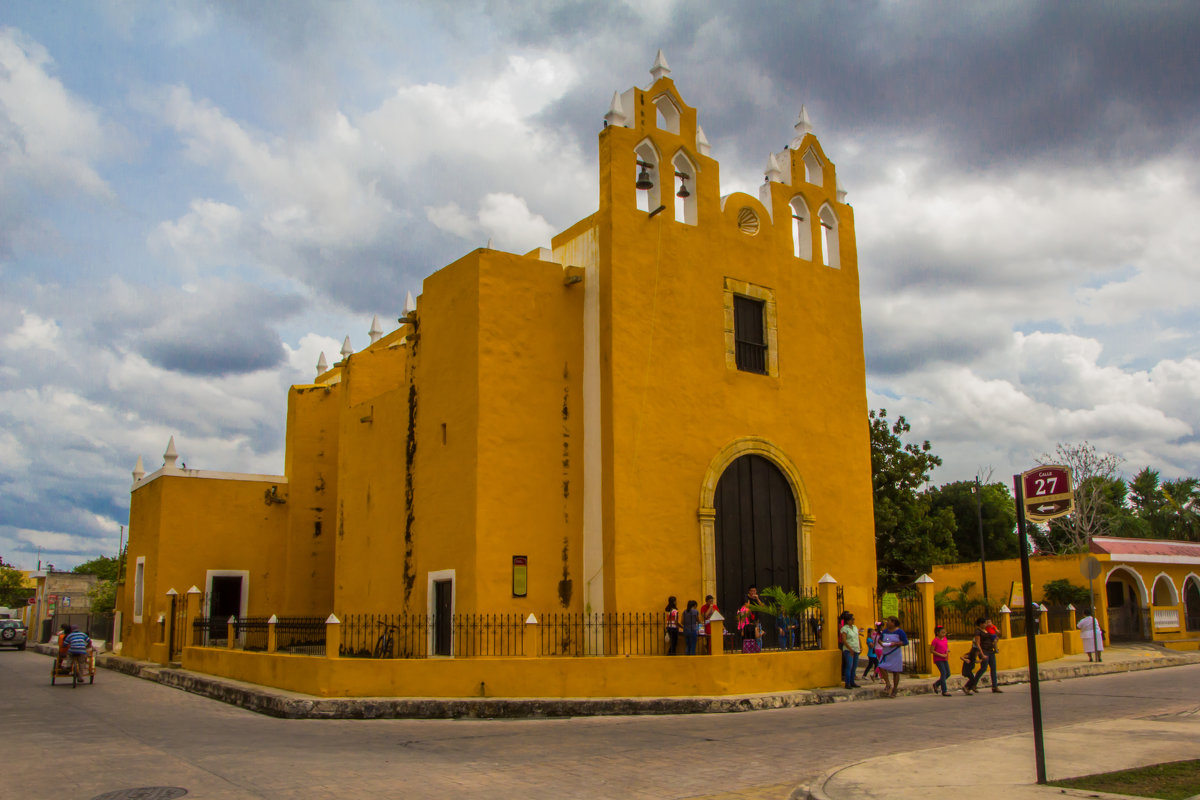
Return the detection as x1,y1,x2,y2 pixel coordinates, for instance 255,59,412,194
116,54,880,698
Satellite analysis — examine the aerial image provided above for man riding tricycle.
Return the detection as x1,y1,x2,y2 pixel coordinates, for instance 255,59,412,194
51,624,95,687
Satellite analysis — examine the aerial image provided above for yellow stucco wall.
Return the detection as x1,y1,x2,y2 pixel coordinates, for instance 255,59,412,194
183,646,841,698
593,78,876,617
282,383,340,615
933,555,1200,643
121,475,289,660
932,555,1097,609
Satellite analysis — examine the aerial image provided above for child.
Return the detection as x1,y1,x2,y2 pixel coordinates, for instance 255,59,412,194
960,637,982,695
862,622,882,682
930,625,951,696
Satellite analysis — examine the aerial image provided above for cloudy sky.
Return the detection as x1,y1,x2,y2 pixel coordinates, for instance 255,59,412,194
3,1,1200,570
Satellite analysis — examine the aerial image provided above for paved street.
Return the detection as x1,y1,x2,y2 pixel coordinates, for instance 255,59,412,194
4,650,1198,800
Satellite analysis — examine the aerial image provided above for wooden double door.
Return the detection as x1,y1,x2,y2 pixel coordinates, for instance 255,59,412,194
714,454,799,647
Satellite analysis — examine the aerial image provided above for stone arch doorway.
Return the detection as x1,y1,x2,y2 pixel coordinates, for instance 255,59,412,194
1184,576,1200,632
1105,567,1148,641
713,454,798,648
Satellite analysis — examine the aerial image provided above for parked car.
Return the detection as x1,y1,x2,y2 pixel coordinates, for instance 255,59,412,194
0,620,27,650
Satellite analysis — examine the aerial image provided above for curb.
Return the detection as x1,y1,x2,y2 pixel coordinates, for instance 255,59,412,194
30,643,1200,720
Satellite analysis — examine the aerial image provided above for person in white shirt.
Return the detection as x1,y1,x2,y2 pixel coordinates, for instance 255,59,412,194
1077,608,1104,662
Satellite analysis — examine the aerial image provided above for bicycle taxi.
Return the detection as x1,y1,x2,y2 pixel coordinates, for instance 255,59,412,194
51,644,96,687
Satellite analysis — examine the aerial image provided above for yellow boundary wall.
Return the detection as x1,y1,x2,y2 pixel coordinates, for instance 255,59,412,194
941,632,1068,672
183,647,841,698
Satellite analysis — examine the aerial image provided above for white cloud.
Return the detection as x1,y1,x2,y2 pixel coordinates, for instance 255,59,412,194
0,27,115,197
2,312,61,352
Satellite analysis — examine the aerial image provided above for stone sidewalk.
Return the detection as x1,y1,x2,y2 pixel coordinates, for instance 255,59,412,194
800,705,1200,800
32,641,1199,720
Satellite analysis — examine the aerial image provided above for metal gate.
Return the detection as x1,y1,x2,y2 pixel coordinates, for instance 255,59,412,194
873,587,929,674
169,594,188,661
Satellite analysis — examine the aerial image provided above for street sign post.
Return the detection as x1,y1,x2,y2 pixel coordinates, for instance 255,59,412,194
1022,465,1073,521
1014,464,1075,785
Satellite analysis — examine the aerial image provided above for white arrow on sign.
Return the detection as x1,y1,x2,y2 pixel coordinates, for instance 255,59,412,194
1036,504,1060,513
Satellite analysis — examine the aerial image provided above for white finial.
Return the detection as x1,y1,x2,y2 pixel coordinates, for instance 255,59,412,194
817,573,837,584
368,314,383,344
132,455,145,483
650,49,671,82
836,179,848,204
696,125,711,156
404,291,416,316
765,152,783,183
340,336,353,359
163,436,178,469
316,352,328,375
790,105,814,149
915,574,934,584
486,237,494,250
604,91,627,127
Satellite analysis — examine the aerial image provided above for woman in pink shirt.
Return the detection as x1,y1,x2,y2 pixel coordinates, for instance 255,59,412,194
930,625,951,696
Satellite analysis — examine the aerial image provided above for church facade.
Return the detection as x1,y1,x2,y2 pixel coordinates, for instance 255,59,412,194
117,55,878,678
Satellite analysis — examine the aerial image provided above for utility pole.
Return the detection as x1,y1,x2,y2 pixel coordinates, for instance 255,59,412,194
975,477,989,601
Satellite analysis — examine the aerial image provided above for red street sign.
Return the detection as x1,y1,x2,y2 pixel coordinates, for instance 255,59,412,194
1021,465,1074,521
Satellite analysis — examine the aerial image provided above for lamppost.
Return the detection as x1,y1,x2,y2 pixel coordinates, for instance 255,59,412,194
974,477,989,601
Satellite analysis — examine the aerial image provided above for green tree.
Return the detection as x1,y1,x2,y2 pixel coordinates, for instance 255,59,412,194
927,480,1018,562
934,580,997,615
1129,468,1200,541
1041,579,1090,609
86,580,118,615
0,557,33,607
869,409,957,589
73,555,121,582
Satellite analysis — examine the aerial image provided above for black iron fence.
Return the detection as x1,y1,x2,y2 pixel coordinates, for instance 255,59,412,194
235,617,270,652
341,613,429,659
541,611,671,656
1047,608,1072,634
872,588,928,674
934,607,977,640
275,617,326,655
184,608,837,659
725,587,825,653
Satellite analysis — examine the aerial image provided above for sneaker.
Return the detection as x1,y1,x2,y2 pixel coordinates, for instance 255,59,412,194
992,688,1003,693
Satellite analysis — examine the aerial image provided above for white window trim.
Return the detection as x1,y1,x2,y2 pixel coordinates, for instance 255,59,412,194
1150,571,1180,606
204,569,250,621
426,569,456,657
132,557,146,624
1105,564,1149,606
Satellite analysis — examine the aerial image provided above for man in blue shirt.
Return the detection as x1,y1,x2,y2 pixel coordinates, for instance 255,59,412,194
63,627,91,684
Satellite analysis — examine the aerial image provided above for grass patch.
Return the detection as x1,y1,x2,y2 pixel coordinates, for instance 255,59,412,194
1049,759,1200,799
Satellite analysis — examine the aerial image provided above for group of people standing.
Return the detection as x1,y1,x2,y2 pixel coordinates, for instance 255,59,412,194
837,612,909,697
665,590,1111,699
664,595,721,655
